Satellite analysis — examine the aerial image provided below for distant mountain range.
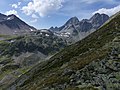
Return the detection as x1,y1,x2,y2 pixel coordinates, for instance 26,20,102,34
0,13,109,43
50,13,109,43
0,13,36,35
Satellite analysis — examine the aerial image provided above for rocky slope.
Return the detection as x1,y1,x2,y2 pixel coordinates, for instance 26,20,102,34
5,11,120,90
50,13,109,43
0,13,36,35
0,30,67,89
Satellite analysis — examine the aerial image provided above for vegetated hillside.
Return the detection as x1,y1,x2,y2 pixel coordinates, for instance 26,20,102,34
6,12,120,90
0,30,67,56
0,30,67,89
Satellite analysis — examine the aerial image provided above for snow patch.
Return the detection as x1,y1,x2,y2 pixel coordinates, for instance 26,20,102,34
7,17,12,20
40,33,42,35
30,28,34,31
7,16,14,20
45,34,49,37
40,29,49,33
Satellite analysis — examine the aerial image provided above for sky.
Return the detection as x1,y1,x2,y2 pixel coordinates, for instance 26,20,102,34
0,0,120,29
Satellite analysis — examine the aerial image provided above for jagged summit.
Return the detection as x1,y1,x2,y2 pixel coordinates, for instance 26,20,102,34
50,13,109,43
90,13,109,28
65,16,79,26
50,13,109,32
0,13,36,35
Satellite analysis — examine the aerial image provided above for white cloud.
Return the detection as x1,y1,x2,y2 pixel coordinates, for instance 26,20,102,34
31,14,39,23
22,0,64,17
12,4,18,8
30,19,37,23
5,10,19,17
93,5,120,16
80,0,117,4
81,0,99,4
18,2,21,6
11,2,21,9
32,14,39,18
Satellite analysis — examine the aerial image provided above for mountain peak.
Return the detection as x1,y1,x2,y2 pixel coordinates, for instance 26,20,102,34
101,13,108,16
90,13,101,20
90,13,109,28
90,13,109,20
94,13,101,16
49,13,109,41
81,19,89,22
8,14,16,17
65,16,79,26
0,13,36,35
7,14,20,20
70,16,78,20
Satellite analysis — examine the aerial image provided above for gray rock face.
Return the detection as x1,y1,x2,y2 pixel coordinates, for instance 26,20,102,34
79,20,93,32
64,17,80,26
51,13,109,33
90,13,109,29
0,13,36,35
50,17,80,33
50,13,109,43
0,13,7,22
44,40,120,90
53,38,120,90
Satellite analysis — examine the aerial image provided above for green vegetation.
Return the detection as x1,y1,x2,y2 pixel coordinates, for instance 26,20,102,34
5,12,120,90
66,86,100,90
0,30,67,89
0,33,67,56
0,70,11,80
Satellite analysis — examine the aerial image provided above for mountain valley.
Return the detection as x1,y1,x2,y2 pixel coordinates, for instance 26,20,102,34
0,10,120,90
1,11,120,90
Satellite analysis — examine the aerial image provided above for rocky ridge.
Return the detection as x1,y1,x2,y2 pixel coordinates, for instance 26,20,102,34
50,13,109,43
0,13,36,35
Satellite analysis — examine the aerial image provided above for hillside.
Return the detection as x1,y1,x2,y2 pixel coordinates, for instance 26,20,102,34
6,12,120,90
0,30,67,89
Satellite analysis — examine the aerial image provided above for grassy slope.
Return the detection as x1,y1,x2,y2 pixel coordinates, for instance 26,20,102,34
6,12,120,90
0,31,67,89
